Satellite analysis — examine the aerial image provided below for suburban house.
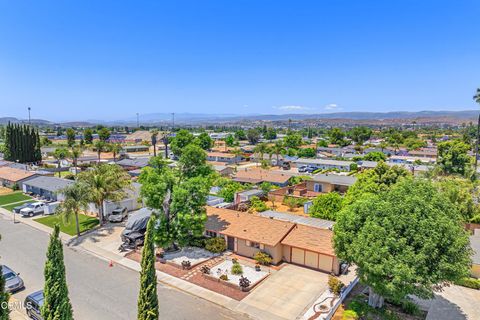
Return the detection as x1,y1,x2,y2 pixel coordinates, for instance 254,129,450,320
208,163,235,176
470,229,480,278
388,155,435,165
205,206,340,274
268,173,356,203
0,167,40,189
206,152,242,164
307,174,356,193
116,157,150,171
22,176,74,201
234,189,264,204
407,148,437,159
233,167,293,187
293,158,354,171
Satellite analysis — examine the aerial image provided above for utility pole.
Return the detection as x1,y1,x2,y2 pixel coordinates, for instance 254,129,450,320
28,107,31,125
136,113,139,128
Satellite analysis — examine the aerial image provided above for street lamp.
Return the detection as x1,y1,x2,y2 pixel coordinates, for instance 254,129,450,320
28,107,31,125
136,113,139,128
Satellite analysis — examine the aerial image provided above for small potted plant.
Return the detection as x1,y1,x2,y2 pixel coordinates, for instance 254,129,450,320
239,276,251,292
219,274,229,281
181,260,192,270
255,263,261,271
201,265,210,275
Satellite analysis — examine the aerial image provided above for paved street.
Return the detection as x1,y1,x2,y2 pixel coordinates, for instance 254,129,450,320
0,215,249,320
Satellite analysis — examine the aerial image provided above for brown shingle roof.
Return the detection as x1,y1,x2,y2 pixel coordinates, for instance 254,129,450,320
281,224,335,256
207,152,237,158
233,167,292,184
206,206,295,247
0,167,38,182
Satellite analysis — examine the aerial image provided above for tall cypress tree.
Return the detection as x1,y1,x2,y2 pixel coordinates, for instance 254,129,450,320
137,217,159,320
3,123,41,163
0,234,10,320
41,225,73,320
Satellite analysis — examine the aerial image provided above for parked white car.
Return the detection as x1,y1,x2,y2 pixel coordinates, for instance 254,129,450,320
20,202,45,217
108,207,128,222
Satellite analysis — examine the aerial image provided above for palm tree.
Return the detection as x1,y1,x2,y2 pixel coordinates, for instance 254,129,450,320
151,130,158,157
93,140,106,162
162,134,170,159
473,88,480,174
109,143,122,162
271,141,286,167
70,146,82,176
56,182,90,237
77,164,131,224
253,142,269,166
53,148,70,178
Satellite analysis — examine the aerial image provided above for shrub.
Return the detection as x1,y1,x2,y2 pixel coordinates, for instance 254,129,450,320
11,184,19,191
239,276,251,290
205,237,226,253
254,251,273,265
200,265,210,274
219,274,229,281
456,277,480,290
188,236,206,248
401,300,420,315
231,262,243,275
342,310,359,320
249,196,268,212
232,258,238,264
328,276,345,296
470,214,480,224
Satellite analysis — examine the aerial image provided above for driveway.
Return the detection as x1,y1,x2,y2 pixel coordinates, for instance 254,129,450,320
237,264,329,320
426,285,480,320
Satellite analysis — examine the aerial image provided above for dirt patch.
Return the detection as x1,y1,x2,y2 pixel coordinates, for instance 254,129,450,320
0,187,13,195
263,201,307,215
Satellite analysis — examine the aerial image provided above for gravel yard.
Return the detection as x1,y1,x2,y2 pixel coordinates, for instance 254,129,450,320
211,259,269,287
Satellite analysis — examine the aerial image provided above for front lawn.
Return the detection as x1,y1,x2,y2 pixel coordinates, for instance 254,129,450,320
3,200,35,212
0,192,32,206
35,214,99,236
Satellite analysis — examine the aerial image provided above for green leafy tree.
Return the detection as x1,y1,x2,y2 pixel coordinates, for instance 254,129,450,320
3,123,41,163
83,128,93,144
260,182,273,195
327,128,347,146
41,225,74,320
473,88,480,173
283,132,303,148
217,179,244,202
310,192,343,220
246,128,260,145
98,127,111,142
434,177,480,221
78,164,131,223
343,161,409,205
437,140,472,176
178,144,212,179
66,128,76,147
297,147,316,158
264,127,277,140
137,217,159,320
234,129,247,141
363,151,386,162
140,157,211,250
195,132,213,150
253,142,269,163
170,129,194,157
334,178,472,308
404,137,427,151
224,134,237,147
348,126,372,145
56,182,90,237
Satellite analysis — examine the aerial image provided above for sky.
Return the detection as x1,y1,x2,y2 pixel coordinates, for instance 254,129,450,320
0,0,479,122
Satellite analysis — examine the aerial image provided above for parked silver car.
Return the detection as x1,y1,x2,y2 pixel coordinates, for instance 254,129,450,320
2,265,24,293
108,207,128,222
24,290,43,320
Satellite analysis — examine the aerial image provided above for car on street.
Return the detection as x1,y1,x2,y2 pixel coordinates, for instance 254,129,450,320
20,202,45,217
24,290,44,320
305,165,319,173
108,207,128,222
298,165,308,173
1,265,24,293
12,202,33,214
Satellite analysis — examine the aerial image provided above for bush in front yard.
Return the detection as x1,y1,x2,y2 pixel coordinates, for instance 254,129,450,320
205,237,226,253
254,251,272,265
455,277,480,290
328,275,345,296
342,310,358,320
231,262,243,275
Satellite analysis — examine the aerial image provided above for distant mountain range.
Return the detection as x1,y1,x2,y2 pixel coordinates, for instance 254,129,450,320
1,110,478,126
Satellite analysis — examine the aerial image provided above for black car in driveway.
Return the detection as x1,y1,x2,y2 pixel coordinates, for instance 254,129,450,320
24,290,43,320
12,202,32,214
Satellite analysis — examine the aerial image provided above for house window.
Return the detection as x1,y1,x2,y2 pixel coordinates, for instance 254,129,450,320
205,230,218,238
246,240,260,249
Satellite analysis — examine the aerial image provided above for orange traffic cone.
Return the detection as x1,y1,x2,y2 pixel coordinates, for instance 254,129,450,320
109,260,114,267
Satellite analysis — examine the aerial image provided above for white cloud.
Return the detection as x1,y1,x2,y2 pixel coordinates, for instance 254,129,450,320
273,105,311,111
324,103,342,110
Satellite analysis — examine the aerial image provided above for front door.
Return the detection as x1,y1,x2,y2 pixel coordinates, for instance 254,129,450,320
227,236,235,251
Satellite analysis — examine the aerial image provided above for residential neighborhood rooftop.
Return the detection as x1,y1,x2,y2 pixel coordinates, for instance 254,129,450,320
311,173,357,186
22,175,74,192
0,167,38,182
280,224,335,256
259,210,335,229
